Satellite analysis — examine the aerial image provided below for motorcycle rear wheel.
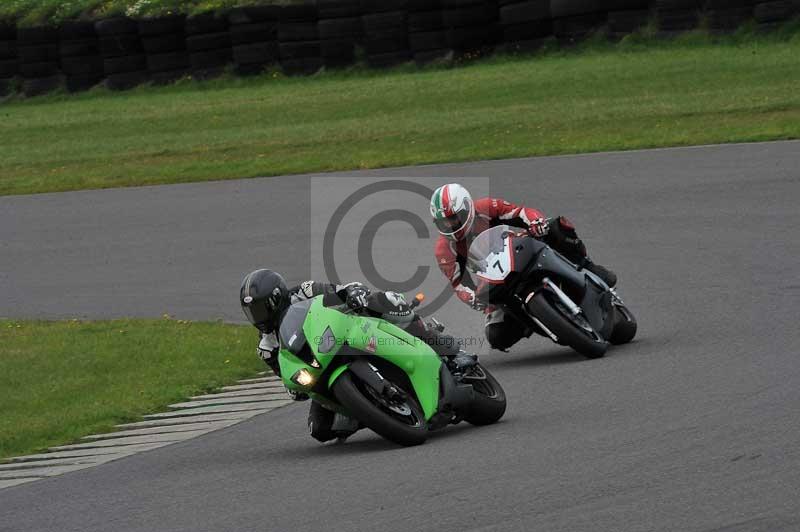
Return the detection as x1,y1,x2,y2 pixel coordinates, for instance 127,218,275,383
332,371,428,447
527,292,609,359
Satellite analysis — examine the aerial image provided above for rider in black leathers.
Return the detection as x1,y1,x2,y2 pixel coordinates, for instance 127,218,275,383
240,269,475,443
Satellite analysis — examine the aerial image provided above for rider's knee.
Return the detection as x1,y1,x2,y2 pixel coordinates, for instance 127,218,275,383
307,402,337,442
485,323,518,351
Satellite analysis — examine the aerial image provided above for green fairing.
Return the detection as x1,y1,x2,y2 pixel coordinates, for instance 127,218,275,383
278,297,442,420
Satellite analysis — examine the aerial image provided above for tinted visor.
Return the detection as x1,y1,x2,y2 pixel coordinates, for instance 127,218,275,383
434,207,471,235
242,301,273,332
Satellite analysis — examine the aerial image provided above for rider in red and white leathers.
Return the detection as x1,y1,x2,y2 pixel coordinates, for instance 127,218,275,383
431,183,617,351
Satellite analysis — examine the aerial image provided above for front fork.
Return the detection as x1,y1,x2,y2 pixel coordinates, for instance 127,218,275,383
512,277,596,344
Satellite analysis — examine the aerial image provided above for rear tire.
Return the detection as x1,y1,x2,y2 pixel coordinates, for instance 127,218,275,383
527,292,609,359
332,372,428,446
462,364,506,426
609,303,637,345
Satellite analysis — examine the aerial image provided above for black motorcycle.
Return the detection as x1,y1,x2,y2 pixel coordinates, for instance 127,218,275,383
466,225,637,358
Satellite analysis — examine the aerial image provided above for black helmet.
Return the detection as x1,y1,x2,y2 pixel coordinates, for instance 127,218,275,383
240,269,289,333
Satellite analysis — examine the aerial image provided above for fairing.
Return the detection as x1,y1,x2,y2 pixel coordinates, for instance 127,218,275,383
277,297,442,420
467,225,613,336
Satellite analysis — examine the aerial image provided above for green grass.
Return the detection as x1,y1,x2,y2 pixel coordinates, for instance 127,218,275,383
0,318,263,461
1,0,293,27
2,27,800,196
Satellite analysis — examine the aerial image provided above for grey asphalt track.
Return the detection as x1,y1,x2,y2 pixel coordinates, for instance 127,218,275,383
1,141,799,532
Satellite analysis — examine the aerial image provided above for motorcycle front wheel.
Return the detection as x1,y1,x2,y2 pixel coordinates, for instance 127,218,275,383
609,302,637,345
332,371,428,447
461,364,507,426
527,292,609,359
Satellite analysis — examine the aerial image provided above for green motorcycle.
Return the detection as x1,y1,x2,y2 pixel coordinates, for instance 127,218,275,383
277,292,506,446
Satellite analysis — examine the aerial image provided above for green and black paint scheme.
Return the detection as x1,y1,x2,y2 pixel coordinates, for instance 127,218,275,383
277,295,505,446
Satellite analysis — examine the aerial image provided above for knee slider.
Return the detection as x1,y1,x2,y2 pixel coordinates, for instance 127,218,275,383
308,403,337,442
485,323,515,350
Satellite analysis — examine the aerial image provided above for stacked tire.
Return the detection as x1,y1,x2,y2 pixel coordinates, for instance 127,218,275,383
0,24,18,97
550,0,607,43
606,0,651,40
229,6,279,76
652,0,701,34
59,22,103,93
318,0,362,68
96,18,148,91
278,3,323,75
186,13,232,79
498,0,553,52
705,0,754,32
361,0,410,68
140,15,189,85
408,0,452,64
442,0,498,56
17,26,62,96
754,0,797,30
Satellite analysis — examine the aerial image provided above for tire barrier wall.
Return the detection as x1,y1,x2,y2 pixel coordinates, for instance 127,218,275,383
0,0,798,97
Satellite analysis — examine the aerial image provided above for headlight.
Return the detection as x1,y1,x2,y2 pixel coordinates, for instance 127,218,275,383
291,369,316,387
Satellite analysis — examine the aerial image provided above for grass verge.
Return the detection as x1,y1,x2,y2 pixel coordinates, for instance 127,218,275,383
1,0,292,27
0,318,262,461
1,27,800,196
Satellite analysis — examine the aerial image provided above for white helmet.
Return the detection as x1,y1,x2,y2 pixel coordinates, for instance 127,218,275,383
430,183,475,241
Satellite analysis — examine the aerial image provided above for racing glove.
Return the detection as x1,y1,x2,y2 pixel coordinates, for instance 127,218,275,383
345,284,370,311
257,334,281,376
528,217,551,239
469,293,487,312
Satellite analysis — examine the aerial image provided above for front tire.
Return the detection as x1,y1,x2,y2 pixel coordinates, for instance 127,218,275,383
332,372,428,447
609,303,637,345
527,292,609,359
462,364,507,426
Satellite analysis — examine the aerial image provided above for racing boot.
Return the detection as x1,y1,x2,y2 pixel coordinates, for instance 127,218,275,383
308,401,337,442
448,350,479,373
308,402,360,442
288,389,309,401
582,259,617,288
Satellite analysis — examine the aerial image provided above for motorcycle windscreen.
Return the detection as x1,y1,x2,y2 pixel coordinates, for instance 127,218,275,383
279,299,313,356
467,225,516,283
